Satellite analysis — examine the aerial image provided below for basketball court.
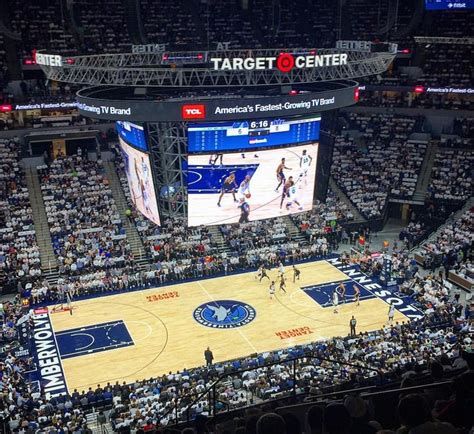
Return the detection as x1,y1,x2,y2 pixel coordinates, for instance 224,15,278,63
187,143,318,226
32,257,422,394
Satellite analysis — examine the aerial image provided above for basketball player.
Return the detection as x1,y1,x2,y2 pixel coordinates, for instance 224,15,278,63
140,178,152,216
239,200,250,223
237,175,252,203
279,275,287,293
280,176,293,209
141,156,150,185
275,158,292,192
259,265,270,282
255,265,263,280
132,157,141,202
338,282,346,304
388,301,395,324
217,172,238,207
269,281,276,299
285,182,303,211
209,153,223,166
332,288,339,313
353,284,360,306
299,149,313,181
278,261,285,277
292,265,301,282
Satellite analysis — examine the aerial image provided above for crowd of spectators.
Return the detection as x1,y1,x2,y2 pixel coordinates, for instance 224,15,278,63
139,0,201,49
7,0,78,61
453,117,474,140
0,34,7,88
427,148,473,202
331,112,426,218
220,218,289,255
38,153,133,278
73,0,130,55
0,138,41,295
420,207,473,275
416,43,473,89
0,295,94,433
199,0,259,49
291,190,354,238
105,290,472,429
399,221,428,249
2,278,472,433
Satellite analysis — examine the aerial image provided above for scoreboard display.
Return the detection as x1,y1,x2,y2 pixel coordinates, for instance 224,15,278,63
425,0,473,10
187,115,321,153
116,121,148,151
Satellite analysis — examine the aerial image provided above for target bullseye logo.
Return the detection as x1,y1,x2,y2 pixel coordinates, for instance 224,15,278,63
276,53,295,73
210,52,348,72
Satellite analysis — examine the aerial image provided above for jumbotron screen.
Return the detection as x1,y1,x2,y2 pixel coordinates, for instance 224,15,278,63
116,122,161,226
187,115,321,153
187,142,318,226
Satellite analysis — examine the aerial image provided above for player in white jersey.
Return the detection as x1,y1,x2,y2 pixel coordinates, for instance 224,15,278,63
388,302,395,323
278,261,285,276
237,175,251,202
285,184,303,211
332,289,339,313
299,149,313,179
141,156,150,185
269,281,276,299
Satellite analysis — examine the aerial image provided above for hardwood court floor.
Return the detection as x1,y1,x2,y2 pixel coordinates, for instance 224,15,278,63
49,260,407,392
187,143,318,226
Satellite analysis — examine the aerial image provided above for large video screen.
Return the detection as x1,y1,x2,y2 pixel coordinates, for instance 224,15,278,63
116,121,149,151
188,116,321,153
116,122,161,226
425,0,473,9
187,143,318,226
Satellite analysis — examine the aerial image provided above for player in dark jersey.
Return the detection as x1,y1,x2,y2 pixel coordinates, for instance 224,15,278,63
292,265,301,282
217,172,238,207
239,200,250,223
280,176,294,208
279,275,287,293
353,284,360,306
338,282,346,304
275,158,292,192
259,265,270,282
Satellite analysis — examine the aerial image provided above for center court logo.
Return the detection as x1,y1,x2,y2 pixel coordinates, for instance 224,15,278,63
193,300,256,329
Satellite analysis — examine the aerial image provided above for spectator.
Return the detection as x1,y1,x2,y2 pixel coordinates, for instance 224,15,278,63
397,394,457,434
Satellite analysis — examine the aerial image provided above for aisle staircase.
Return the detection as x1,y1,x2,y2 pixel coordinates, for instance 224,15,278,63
412,141,438,203
85,411,113,434
24,167,58,276
103,161,149,269
207,225,232,255
282,215,308,244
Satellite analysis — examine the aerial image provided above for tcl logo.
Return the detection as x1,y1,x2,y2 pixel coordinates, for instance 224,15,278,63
182,104,206,119
354,87,360,102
